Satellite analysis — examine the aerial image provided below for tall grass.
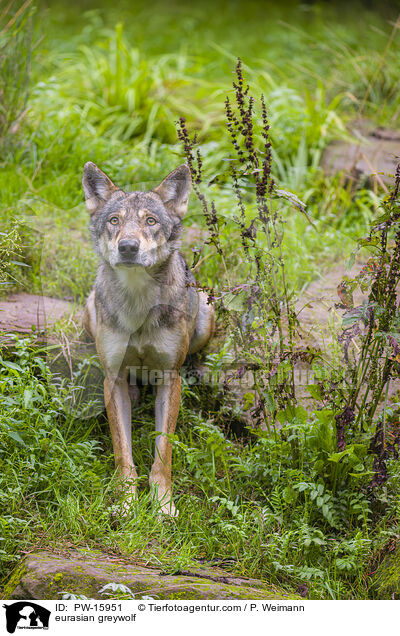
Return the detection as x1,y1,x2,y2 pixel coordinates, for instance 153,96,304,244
0,0,36,146
1,0,400,601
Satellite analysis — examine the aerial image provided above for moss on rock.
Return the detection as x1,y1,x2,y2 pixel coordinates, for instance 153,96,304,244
2,550,301,601
3,563,28,599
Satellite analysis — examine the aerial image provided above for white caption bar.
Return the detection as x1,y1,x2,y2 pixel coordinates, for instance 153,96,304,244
1,600,397,636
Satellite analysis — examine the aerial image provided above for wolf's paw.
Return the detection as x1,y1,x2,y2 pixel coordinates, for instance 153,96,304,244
150,484,178,518
110,489,138,519
120,497,138,517
158,498,179,518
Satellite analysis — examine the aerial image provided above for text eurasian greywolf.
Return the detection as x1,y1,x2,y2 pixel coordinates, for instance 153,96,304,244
82,162,214,515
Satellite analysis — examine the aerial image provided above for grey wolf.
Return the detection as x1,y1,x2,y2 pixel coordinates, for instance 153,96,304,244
82,162,214,516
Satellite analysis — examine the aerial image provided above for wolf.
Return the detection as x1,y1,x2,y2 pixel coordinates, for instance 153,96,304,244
82,162,214,516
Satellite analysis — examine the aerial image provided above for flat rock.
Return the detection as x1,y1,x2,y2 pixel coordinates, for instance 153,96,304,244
3,551,301,601
322,121,400,186
0,293,80,337
294,263,366,348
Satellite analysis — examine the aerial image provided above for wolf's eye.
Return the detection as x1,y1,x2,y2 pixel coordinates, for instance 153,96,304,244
146,217,157,226
109,216,119,225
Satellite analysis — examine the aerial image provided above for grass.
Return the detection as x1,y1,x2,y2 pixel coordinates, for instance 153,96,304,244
0,337,382,598
1,0,400,600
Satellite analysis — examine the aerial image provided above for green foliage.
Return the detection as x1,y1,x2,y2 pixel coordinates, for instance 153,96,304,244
0,335,381,599
0,336,111,565
1,0,400,603
0,0,36,146
0,226,23,288
55,23,179,144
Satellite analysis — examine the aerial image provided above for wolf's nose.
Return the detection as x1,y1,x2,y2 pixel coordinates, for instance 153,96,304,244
118,239,139,255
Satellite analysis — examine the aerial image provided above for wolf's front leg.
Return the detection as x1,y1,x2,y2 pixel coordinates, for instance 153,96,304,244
104,373,138,509
150,372,181,517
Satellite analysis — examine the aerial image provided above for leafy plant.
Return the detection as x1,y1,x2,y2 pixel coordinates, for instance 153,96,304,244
178,60,319,431
2,0,400,603
52,23,197,144
0,226,23,287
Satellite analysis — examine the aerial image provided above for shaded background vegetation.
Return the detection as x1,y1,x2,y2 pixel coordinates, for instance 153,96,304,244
1,0,400,600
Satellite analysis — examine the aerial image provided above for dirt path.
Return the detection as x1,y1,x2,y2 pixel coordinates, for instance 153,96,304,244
294,263,366,348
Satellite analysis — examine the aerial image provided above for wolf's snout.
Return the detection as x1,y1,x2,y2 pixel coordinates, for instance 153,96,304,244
118,239,139,256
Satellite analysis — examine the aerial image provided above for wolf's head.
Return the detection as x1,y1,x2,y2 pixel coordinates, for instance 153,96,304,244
82,163,191,270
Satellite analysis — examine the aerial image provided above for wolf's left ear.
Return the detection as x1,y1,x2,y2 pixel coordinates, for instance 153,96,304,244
82,162,120,215
153,164,191,219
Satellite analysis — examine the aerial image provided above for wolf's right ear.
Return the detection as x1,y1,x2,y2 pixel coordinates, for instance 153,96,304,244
82,162,120,215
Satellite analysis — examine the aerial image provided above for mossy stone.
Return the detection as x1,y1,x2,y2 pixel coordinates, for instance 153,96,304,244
2,550,301,601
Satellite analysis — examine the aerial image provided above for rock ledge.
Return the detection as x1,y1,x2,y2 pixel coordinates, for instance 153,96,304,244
3,550,301,601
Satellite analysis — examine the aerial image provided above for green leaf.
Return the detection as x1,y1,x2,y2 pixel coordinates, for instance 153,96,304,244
6,430,26,446
306,384,322,400
283,486,295,503
357,237,379,248
2,361,23,372
346,252,356,271
9,260,31,268
242,392,255,410
23,388,33,409
223,292,246,312
371,210,391,227
277,404,308,424
274,188,319,232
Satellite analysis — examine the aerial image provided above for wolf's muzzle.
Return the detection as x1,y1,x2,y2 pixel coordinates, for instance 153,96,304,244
118,239,139,256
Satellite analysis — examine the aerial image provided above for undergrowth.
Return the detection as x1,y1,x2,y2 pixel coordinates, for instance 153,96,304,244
0,334,399,599
1,0,400,601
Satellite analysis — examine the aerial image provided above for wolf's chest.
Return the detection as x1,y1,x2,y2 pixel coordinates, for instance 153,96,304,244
99,321,186,375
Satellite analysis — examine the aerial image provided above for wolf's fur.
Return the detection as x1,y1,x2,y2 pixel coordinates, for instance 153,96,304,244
82,162,214,515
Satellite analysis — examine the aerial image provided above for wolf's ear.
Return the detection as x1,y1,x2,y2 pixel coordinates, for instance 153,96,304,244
82,162,120,215
153,164,191,219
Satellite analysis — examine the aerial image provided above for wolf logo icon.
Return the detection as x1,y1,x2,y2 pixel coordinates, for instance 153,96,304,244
3,602,50,634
